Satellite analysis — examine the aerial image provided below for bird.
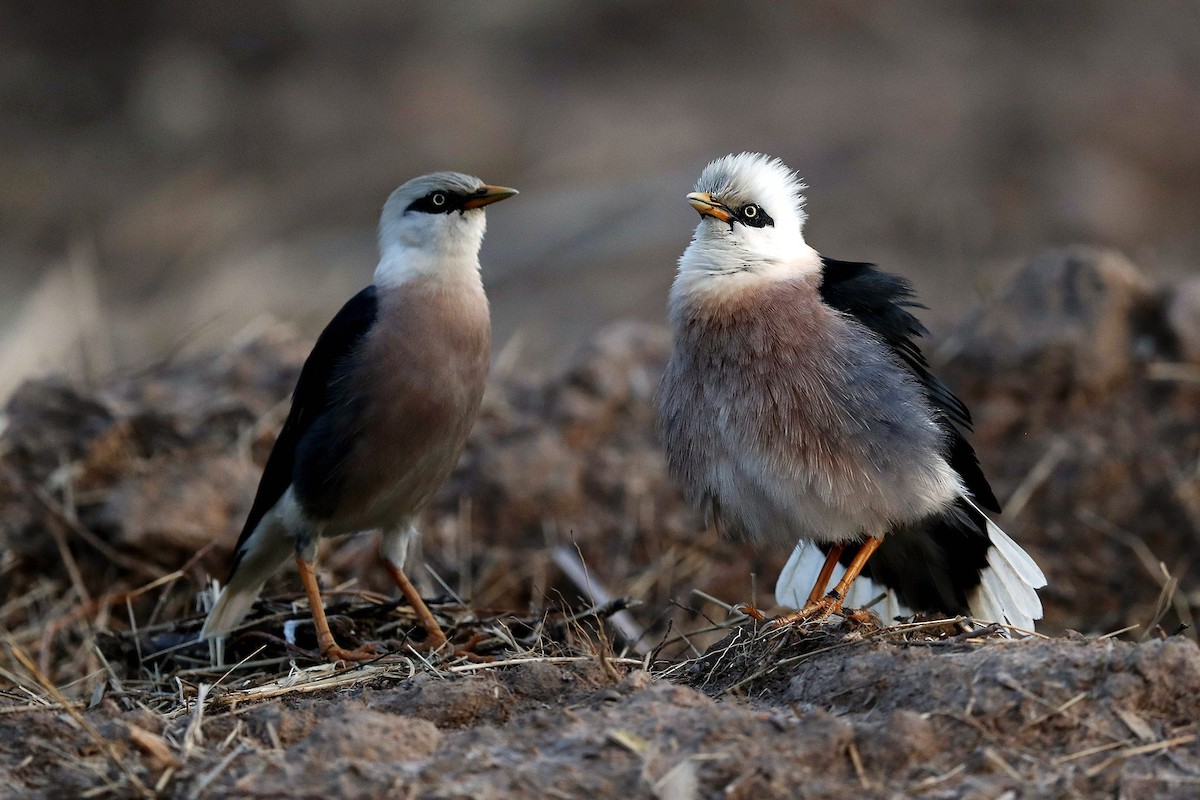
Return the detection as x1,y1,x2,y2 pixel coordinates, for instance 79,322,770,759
200,172,517,663
656,152,1045,630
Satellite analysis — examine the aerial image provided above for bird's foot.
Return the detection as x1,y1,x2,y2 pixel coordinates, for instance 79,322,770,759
841,607,879,627
406,627,449,654
321,641,380,664
450,632,495,663
408,630,494,662
767,591,845,629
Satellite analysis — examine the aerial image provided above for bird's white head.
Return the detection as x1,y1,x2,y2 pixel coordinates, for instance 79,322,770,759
375,171,517,288
678,153,819,287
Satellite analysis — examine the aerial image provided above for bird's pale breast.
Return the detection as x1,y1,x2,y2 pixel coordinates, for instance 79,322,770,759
321,277,490,534
659,277,960,545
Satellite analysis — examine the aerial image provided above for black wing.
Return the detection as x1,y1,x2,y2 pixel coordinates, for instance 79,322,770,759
227,285,379,572
818,258,1000,512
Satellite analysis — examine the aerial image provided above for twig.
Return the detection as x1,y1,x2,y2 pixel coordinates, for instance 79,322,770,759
983,747,1023,782
0,700,86,715
911,763,967,790
558,597,642,629
448,655,641,674
1018,691,1088,731
691,589,736,613
847,740,871,789
203,659,420,708
1054,739,1133,765
1082,733,1199,778
1097,624,1140,640
44,515,91,606
182,683,211,755
1146,362,1200,384
1143,562,1180,641
1005,437,1069,520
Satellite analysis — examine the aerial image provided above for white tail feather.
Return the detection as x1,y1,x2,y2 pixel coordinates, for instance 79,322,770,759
982,512,1047,586
988,544,1042,619
198,518,292,664
965,501,1046,631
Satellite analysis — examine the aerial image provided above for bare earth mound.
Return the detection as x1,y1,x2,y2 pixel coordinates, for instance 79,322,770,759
2,247,1200,798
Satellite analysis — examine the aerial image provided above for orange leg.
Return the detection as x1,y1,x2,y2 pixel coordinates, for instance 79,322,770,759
296,557,378,662
806,543,847,605
382,560,449,652
771,537,884,627
825,536,883,607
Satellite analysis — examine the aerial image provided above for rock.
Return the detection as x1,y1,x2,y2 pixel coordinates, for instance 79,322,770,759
2,378,117,483
288,707,443,762
366,673,514,728
92,453,257,559
948,246,1158,405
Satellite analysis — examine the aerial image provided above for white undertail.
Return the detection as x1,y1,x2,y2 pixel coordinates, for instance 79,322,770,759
774,503,1046,632
198,510,293,664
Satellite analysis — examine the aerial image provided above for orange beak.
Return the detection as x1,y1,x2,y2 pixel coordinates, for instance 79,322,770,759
462,185,519,210
686,192,733,222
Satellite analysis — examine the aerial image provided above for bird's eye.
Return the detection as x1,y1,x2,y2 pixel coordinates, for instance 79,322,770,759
737,203,773,228
431,193,447,206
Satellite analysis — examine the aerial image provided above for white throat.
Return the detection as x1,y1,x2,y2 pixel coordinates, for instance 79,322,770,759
675,226,822,300
374,210,488,290
374,242,484,290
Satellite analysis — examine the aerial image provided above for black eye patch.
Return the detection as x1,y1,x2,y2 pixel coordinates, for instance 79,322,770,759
405,190,466,215
737,203,773,228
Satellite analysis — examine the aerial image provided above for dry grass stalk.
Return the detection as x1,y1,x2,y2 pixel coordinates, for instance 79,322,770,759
6,640,152,797
1082,732,1199,777
1076,509,1197,641
846,740,871,790
1004,437,1069,520
553,544,648,650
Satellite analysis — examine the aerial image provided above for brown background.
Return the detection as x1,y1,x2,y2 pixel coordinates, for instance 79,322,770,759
2,1,1198,394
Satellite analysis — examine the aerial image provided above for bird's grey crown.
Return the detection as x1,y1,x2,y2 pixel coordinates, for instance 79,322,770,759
383,171,485,216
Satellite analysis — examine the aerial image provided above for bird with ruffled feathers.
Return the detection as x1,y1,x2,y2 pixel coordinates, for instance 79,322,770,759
658,152,1045,629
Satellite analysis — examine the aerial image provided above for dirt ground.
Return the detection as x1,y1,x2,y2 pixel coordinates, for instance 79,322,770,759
2,247,1200,798
4,627,1200,799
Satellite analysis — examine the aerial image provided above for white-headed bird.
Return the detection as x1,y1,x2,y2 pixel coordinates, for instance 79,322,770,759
200,172,516,663
657,153,1045,629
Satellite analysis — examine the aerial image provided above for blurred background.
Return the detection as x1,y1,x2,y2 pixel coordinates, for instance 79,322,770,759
2,1,1199,397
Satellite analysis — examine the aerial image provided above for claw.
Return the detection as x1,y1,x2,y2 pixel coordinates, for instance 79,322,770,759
322,642,380,663
773,536,885,630
768,592,842,629
734,603,768,622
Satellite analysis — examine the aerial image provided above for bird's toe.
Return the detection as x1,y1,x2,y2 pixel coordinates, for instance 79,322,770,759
322,641,381,664
768,594,843,629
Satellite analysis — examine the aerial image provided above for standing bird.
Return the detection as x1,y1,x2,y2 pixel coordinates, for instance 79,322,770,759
657,153,1045,630
200,172,516,663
